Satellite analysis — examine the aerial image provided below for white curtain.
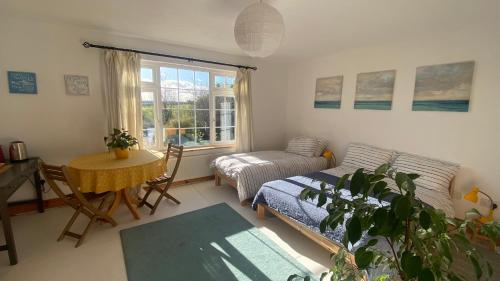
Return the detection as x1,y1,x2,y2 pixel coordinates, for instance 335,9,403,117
233,69,254,153
103,50,143,148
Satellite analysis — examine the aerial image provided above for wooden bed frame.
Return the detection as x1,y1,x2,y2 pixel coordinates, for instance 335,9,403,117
214,169,237,189
256,203,356,264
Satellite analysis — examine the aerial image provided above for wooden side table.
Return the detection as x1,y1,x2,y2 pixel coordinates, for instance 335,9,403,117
0,158,44,265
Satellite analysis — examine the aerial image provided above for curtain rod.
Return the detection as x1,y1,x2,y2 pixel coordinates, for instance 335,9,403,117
82,42,257,70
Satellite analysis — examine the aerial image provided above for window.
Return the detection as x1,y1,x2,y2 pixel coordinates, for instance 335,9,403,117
140,61,236,149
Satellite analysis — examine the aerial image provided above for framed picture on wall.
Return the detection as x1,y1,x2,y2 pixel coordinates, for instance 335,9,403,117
314,75,343,109
64,75,90,95
8,71,38,94
354,70,396,110
412,61,474,112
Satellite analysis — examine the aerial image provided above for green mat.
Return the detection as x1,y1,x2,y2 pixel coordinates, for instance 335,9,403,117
120,203,315,281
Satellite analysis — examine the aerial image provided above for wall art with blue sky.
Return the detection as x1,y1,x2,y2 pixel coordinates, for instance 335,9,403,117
8,71,37,94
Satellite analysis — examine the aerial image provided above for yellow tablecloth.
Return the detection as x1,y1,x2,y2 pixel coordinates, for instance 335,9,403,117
68,150,166,193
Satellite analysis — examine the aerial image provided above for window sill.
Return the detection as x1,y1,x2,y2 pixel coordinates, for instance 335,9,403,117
183,145,235,153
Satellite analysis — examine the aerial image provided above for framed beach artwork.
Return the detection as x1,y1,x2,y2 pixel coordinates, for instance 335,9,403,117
412,61,474,112
314,75,343,109
64,75,90,95
8,71,38,94
354,70,396,110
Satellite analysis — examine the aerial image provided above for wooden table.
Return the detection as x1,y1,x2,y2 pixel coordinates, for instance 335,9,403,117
67,150,165,220
0,158,44,265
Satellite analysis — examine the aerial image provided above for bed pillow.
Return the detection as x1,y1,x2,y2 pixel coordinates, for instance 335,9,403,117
286,137,323,157
341,143,394,171
314,138,328,157
392,153,459,194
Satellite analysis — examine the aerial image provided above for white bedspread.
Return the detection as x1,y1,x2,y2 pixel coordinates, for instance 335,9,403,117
212,151,328,202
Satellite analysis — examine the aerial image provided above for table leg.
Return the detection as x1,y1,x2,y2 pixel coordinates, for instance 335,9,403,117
107,191,122,216
122,189,140,220
33,170,44,213
0,199,17,265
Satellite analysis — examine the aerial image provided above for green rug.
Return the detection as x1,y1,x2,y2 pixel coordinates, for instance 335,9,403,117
120,203,315,281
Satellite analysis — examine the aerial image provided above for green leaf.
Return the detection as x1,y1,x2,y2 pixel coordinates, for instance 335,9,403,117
394,196,411,219
370,174,386,182
418,268,434,281
408,173,420,180
319,218,328,233
373,181,388,195
348,216,362,244
287,274,298,281
469,255,482,280
367,239,378,247
317,192,327,207
304,276,311,281
419,210,431,229
354,248,374,269
350,169,365,196
402,252,422,278
374,164,390,175
335,174,350,190
395,172,407,189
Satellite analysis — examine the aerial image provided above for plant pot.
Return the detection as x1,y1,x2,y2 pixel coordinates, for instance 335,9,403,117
114,148,129,159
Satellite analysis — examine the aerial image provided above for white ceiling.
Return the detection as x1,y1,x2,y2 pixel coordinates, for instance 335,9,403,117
1,0,499,61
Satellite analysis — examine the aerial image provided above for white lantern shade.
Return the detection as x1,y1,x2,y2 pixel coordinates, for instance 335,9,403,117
234,2,285,58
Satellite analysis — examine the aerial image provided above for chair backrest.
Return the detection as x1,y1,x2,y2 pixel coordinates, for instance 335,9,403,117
165,143,184,183
39,162,98,213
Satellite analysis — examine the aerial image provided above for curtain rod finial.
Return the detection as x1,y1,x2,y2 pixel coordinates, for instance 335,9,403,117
82,42,90,48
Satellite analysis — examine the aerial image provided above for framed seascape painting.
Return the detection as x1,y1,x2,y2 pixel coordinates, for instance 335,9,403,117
354,70,395,110
8,71,37,94
314,75,343,109
412,61,475,112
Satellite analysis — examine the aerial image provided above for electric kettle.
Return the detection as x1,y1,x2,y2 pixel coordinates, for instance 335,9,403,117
9,141,28,161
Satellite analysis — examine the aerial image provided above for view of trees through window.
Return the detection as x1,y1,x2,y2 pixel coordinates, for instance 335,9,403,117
140,63,235,148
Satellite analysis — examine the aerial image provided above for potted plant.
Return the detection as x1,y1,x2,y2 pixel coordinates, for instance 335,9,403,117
290,164,500,281
105,128,138,159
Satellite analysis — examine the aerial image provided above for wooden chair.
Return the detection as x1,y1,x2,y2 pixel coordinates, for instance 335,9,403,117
39,162,117,247
138,143,184,215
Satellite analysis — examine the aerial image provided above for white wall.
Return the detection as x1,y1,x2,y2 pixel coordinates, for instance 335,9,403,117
285,23,500,219
0,16,286,201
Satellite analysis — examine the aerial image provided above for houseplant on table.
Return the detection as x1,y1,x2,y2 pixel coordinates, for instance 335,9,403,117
290,164,499,281
105,128,138,159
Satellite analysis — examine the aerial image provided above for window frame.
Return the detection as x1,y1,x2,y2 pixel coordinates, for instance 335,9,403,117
140,60,236,150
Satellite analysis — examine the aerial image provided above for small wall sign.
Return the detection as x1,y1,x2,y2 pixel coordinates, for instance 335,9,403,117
64,75,89,95
8,71,38,94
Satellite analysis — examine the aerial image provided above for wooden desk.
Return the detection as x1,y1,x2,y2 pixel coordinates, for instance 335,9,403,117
0,158,44,265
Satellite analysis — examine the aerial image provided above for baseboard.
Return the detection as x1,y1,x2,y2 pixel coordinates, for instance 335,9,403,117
8,175,216,216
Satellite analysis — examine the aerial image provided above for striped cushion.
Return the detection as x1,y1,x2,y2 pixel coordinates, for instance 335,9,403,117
286,137,322,157
341,143,394,171
314,138,328,157
392,153,459,193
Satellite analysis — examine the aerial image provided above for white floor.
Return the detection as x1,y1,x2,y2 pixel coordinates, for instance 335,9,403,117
0,182,331,281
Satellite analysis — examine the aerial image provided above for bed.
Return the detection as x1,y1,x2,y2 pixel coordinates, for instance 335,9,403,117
252,143,459,269
212,137,330,203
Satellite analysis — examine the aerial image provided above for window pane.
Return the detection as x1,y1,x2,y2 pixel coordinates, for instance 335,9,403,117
161,88,178,109
215,75,225,88
179,110,195,128
141,91,155,146
195,91,209,109
141,68,153,82
162,108,178,128
216,110,235,127
160,67,177,88
180,128,196,146
196,128,210,145
226,76,235,88
164,128,179,145
216,127,235,142
195,71,209,90
196,110,210,127
179,69,194,89
179,90,195,109
215,96,234,110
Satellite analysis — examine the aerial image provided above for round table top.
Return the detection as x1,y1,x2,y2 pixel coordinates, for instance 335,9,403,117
67,149,166,193
69,150,164,171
